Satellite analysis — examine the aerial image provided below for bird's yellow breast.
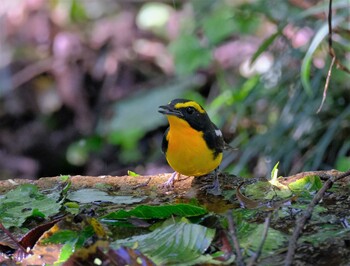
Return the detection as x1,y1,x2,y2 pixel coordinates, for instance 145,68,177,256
165,115,222,176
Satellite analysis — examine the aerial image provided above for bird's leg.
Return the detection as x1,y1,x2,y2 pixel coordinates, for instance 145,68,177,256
161,171,180,189
201,168,222,195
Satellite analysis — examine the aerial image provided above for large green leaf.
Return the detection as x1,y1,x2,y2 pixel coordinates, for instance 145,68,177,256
239,222,287,255
102,203,207,220
0,184,61,228
111,222,216,265
67,189,146,204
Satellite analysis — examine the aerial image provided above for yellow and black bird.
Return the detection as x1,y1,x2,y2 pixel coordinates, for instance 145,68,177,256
158,99,225,193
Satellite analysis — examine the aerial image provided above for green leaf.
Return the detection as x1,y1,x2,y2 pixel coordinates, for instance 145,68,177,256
102,204,207,220
268,162,289,190
202,7,235,45
232,8,261,34
169,34,212,75
243,180,292,202
60,175,71,182
232,75,259,103
301,17,344,96
66,141,89,166
57,240,78,263
43,226,97,264
64,202,80,209
335,156,350,172
127,170,140,177
270,162,279,181
111,222,215,265
300,225,350,247
66,136,103,166
289,175,323,193
70,0,87,23
67,189,146,204
43,226,95,246
31,208,46,218
239,223,287,255
0,184,62,228
43,230,79,244
250,30,282,65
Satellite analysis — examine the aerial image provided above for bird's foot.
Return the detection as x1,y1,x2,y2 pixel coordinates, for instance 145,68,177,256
200,172,222,195
159,172,180,190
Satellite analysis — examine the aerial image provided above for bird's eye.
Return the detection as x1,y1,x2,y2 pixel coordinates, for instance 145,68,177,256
186,107,194,114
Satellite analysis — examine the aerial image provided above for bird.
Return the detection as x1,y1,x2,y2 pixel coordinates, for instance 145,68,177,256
158,98,226,194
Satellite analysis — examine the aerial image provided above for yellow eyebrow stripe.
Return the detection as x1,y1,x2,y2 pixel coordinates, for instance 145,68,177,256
174,101,205,113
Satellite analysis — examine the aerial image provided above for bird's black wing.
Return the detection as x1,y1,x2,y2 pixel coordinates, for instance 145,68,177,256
203,123,225,159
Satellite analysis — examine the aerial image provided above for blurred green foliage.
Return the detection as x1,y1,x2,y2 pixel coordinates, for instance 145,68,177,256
1,0,349,178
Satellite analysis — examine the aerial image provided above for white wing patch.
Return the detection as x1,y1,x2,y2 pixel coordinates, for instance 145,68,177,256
215,129,223,137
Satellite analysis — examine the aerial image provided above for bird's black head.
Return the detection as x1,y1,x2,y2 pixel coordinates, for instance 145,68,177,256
158,99,211,131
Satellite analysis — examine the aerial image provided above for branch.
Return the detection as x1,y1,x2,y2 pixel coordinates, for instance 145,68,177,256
227,211,246,266
0,223,30,255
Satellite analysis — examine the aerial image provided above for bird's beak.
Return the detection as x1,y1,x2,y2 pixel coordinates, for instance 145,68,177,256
158,104,183,117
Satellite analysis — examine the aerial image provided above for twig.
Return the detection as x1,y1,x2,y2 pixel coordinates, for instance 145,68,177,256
317,0,350,113
284,169,350,266
247,212,272,266
328,0,333,49
132,177,151,188
317,0,335,113
327,0,350,74
317,56,335,113
227,211,246,266
0,222,30,255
